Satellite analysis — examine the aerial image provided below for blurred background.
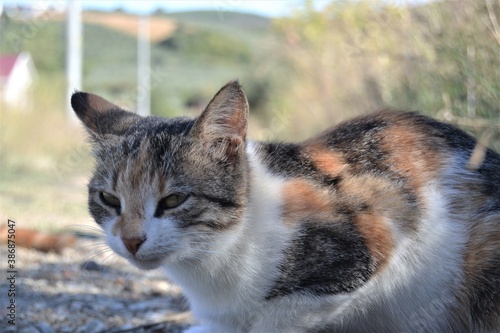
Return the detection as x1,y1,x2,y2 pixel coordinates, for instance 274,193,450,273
0,0,499,233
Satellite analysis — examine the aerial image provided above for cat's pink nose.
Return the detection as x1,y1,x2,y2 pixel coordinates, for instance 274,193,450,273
122,237,146,255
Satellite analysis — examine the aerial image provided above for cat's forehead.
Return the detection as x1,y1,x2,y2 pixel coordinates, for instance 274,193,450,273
124,116,195,138
93,116,195,164
114,116,193,145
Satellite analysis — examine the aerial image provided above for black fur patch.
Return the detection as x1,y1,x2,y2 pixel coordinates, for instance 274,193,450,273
476,150,500,201
266,222,374,300
469,262,500,330
257,142,343,189
320,116,390,175
259,142,318,177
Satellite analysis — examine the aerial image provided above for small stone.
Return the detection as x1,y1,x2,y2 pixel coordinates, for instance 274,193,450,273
34,302,47,311
18,327,41,333
77,319,107,333
145,310,175,322
118,323,134,330
121,279,134,292
106,301,125,311
128,298,169,311
70,301,84,311
36,322,55,333
59,326,74,333
150,280,172,296
114,276,126,285
80,260,106,272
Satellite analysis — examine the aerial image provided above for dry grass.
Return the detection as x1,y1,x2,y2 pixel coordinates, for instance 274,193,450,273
0,74,95,232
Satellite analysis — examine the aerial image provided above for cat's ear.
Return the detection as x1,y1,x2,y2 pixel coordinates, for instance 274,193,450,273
192,81,249,161
71,92,140,136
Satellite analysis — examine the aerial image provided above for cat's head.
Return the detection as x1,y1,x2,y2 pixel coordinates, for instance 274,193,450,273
72,81,250,269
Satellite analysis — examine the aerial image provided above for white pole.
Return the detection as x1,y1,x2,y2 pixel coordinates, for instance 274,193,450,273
137,15,150,116
66,0,82,123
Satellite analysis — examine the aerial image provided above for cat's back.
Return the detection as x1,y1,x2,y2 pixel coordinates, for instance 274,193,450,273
258,110,499,205
253,110,499,332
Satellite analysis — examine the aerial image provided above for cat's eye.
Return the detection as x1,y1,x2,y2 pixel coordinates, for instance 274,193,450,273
159,194,189,210
99,191,121,208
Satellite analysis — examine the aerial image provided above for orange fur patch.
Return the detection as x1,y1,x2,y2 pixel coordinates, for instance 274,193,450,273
125,140,152,188
306,147,347,177
381,126,445,191
113,170,146,239
112,214,144,238
282,180,334,226
157,173,167,194
354,214,394,268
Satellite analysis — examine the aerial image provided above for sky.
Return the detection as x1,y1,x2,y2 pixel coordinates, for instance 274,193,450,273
2,0,428,18
81,1,320,17
1,0,331,17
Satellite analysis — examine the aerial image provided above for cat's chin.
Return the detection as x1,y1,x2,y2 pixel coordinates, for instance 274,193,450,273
129,257,165,270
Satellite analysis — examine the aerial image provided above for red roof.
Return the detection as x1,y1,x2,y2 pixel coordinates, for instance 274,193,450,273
0,54,20,78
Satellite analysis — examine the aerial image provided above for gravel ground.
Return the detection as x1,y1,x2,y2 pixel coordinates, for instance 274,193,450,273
0,237,194,333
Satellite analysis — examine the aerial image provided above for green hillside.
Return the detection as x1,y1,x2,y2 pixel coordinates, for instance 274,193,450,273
0,10,276,118
164,10,271,32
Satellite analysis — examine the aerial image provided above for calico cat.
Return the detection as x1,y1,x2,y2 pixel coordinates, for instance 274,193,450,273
71,81,499,333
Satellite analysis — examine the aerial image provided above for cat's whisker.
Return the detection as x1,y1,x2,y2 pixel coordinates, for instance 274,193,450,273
120,270,136,281
100,252,117,266
79,251,113,271
89,247,113,256
82,248,114,264
156,244,221,256
189,248,221,255
182,258,201,271
178,231,217,237
83,243,110,249
66,243,110,262
81,239,108,248
78,242,109,248
63,224,105,235
82,240,108,247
